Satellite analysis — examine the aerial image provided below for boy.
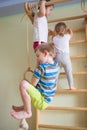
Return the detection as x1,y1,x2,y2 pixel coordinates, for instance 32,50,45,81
11,43,59,120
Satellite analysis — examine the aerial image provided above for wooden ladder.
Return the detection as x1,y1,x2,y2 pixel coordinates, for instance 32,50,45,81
36,14,87,130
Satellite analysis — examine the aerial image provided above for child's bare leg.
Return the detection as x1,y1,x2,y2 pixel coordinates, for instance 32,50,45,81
12,105,24,112
11,80,32,119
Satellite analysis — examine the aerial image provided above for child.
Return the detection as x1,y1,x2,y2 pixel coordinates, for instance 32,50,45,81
32,0,54,50
52,22,76,90
11,43,59,120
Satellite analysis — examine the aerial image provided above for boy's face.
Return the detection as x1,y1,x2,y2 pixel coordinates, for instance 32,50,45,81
36,49,48,64
45,6,53,17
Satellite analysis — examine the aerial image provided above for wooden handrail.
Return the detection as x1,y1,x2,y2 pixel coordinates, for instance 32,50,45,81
48,15,87,23
39,124,87,130
46,106,87,111
56,89,87,93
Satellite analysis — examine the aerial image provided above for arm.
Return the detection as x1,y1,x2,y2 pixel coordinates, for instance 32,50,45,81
48,29,55,36
67,28,73,38
31,65,44,87
38,0,46,17
31,75,39,86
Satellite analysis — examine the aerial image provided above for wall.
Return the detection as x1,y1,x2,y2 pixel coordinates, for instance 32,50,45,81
0,2,87,130
0,14,36,130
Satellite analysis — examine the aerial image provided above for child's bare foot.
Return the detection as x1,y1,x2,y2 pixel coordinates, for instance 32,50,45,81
70,86,76,90
11,111,32,120
12,105,24,112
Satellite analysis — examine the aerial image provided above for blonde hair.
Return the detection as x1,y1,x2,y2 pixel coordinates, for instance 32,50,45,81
35,43,55,58
55,22,67,36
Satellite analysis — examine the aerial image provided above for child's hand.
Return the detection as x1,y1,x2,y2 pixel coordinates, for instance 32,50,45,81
66,28,73,37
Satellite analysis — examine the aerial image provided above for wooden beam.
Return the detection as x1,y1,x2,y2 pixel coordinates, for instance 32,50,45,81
56,89,87,93
71,55,87,59
70,40,85,45
36,110,39,130
39,124,87,130
85,18,87,47
73,27,84,32
42,0,71,6
48,15,87,23
46,106,87,111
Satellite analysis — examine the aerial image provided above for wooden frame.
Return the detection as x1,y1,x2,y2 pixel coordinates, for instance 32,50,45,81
36,14,87,130
39,124,87,130
48,14,87,23
85,18,87,47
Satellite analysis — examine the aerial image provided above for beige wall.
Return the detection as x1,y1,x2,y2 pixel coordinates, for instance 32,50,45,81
0,14,36,130
0,2,87,130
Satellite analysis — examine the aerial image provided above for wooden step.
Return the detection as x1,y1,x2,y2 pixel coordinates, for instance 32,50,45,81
70,40,85,45
73,28,84,32
71,55,87,59
60,72,87,76
48,28,85,37
46,106,87,111
39,124,87,130
48,14,87,23
56,89,87,93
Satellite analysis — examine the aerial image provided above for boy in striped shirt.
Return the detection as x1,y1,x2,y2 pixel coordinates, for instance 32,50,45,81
11,43,59,120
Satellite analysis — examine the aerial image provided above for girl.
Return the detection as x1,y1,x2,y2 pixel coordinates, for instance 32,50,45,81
32,0,54,50
52,22,76,90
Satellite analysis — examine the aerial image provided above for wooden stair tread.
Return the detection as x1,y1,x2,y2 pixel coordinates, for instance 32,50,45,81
39,124,87,130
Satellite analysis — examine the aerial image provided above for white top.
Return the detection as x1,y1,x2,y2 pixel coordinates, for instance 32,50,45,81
33,15,48,42
53,34,71,53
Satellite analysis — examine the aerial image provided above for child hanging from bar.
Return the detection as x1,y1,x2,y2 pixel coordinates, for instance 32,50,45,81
11,43,59,119
49,22,76,90
32,0,54,50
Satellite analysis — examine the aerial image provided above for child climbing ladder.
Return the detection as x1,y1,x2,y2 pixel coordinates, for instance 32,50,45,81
11,43,59,119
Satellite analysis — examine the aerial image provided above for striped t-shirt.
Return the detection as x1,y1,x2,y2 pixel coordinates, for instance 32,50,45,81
33,61,59,103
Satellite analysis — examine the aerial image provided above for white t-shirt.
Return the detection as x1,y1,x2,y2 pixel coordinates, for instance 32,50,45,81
53,34,71,53
33,15,48,42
